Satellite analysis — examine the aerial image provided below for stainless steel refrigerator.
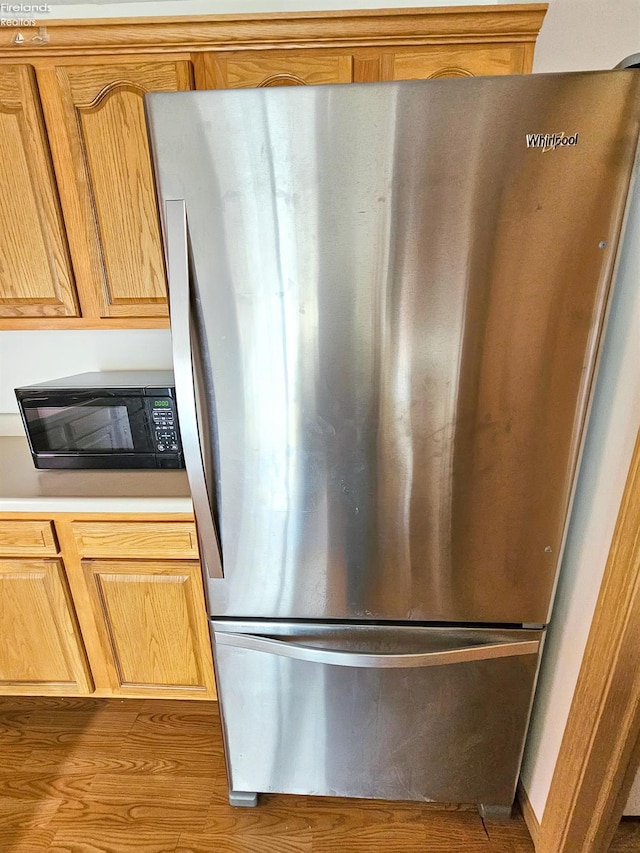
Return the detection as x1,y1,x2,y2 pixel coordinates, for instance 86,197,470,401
145,70,640,813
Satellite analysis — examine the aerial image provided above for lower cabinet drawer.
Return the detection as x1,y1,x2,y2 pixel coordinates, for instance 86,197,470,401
71,520,199,558
0,520,58,556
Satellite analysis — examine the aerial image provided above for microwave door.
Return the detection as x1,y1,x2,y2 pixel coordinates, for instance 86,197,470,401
23,400,140,453
67,406,135,451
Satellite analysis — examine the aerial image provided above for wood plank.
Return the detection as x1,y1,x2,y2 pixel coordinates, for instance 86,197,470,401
0,745,36,772
310,824,484,853
126,701,220,735
48,790,212,832
2,829,57,853
176,832,312,853
0,771,96,800
21,748,221,778
0,696,126,712
0,708,140,760
0,799,61,853
49,828,180,853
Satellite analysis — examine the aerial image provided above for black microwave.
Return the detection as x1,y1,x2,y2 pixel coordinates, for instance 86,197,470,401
15,371,184,470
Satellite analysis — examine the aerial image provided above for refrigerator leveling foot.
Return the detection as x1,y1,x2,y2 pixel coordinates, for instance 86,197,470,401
229,790,258,807
478,803,513,821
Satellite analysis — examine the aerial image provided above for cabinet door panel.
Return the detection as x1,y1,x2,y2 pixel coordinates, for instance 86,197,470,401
0,66,77,318
84,559,215,697
0,559,92,694
38,59,193,320
382,44,528,81
205,50,352,89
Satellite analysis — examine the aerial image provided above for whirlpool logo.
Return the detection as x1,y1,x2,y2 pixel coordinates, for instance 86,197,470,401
526,132,579,152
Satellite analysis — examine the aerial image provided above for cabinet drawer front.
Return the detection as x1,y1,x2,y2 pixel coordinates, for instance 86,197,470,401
0,520,58,555
71,521,199,558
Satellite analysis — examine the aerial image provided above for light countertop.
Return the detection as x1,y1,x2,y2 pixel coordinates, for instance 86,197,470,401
0,436,193,514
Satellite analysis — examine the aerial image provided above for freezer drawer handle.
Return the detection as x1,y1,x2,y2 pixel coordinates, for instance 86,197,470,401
214,632,540,668
166,198,223,580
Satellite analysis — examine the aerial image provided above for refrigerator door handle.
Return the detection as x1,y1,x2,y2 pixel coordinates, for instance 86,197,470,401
214,632,540,668
166,198,223,580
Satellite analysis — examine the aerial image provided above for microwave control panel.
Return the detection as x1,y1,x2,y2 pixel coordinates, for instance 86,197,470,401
149,398,182,462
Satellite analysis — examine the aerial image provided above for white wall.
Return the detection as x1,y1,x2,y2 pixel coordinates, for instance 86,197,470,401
0,330,172,426
520,0,640,822
45,0,525,17
533,0,640,73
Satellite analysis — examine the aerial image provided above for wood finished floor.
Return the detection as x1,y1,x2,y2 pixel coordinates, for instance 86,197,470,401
0,697,636,853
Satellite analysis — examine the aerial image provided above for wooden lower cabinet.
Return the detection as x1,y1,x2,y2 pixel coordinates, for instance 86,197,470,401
82,558,216,698
0,558,92,694
0,514,216,700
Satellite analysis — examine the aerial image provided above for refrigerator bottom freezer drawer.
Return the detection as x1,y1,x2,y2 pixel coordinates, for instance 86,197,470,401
212,622,543,806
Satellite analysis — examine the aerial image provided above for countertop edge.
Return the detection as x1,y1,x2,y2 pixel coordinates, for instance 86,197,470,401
0,497,194,514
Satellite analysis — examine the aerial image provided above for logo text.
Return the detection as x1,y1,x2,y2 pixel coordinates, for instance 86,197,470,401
526,132,579,152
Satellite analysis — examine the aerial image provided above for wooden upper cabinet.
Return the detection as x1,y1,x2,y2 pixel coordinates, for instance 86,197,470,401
0,65,78,318
199,49,353,89
0,7,546,329
380,44,533,81
36,58,194,320
0,558,92,694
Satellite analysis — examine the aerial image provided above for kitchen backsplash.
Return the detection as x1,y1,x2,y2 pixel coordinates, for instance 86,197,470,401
0,329,172,430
